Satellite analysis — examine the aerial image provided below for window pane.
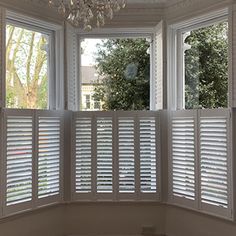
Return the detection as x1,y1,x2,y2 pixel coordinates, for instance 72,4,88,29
6,24,50,109
80,38,150,111
184,21,228,109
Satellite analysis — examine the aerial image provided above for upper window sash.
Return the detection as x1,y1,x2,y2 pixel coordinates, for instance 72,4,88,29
167,8,229,110
4,10,63,110
66,25,161,111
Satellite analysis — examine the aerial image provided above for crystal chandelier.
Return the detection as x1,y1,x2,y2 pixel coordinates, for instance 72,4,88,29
48,0,127,30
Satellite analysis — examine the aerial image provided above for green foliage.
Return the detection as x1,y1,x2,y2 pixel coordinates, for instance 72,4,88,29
94,23,228,111
185,22,228,109
93,38,150,110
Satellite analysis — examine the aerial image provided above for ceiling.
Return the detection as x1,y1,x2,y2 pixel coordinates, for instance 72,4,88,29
0,0,185,28
35,0,181,7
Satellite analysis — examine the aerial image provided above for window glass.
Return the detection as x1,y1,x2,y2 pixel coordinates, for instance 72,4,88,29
6,23,50,109
183,21,228,109
80,38,150,111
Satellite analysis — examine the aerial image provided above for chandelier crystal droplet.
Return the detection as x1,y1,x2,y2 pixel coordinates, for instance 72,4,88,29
48,0,127,30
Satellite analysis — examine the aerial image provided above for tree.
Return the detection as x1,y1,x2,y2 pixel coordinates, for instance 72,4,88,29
93,38,150,111
185,22,228,109
6,25,48,109
93,22,228,111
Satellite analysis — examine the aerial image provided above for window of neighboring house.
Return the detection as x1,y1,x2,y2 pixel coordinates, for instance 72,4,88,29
169,11,229,110
85,94,91,110
94,100,101,110
80,37,151,111
6,21,53,109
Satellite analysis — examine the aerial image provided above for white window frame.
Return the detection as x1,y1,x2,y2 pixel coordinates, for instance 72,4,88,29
167,8,229,110
75,27,158,111
5,10,64,110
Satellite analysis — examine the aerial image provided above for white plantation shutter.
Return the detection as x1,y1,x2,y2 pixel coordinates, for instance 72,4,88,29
3,109,64,214
152,21,163,110
96,117,113,194
37,114,63,200
169,109,233,218
3,110,34,214
75,117,92,194
66,23,79,111
139,117,158,194
170,110,197,207
118,117,135,194
199,109,232,218
72,111,161,201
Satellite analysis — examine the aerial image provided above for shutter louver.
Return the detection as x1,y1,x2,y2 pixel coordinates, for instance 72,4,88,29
6,116,33,206
38,117,61,199
75,117,92,193
200,117,228,208
118,118,135,193
140,118,157,193
171,117,195,200
97,118,113,193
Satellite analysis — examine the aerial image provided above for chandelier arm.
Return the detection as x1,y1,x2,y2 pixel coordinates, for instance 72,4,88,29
48,0,127,30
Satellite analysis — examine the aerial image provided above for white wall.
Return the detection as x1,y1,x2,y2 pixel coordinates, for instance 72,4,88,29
0,203,165,236
64,203,165,236
165,205,236,236
0,205,65,236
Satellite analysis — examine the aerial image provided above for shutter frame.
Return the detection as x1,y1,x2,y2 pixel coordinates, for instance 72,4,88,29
35,110,64,206
96,113,114,199
139,112,160,200
118,114,136,199
169,110,198,209
198,109,233,219
74,112,93,199
3,109,34,216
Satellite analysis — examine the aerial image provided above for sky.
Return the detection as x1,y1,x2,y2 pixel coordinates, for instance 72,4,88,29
81,39,104,66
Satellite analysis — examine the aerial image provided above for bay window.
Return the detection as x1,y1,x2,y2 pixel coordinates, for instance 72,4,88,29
168,8,234,220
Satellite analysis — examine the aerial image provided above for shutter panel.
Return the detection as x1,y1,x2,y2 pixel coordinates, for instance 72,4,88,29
139,117,157,193
118,118,135,193
199,111,231,215
66,23,79,111
75,117,92,193
38,116,61,199
6,115,33,206
171,112,196,202
96,117,113,193
152,21,163,110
